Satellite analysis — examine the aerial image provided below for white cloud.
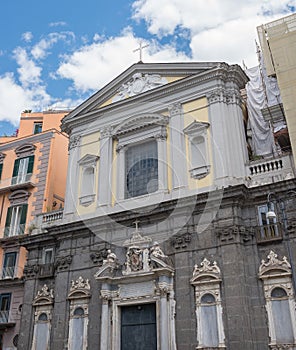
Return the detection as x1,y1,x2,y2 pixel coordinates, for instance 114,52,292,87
31,32,75,60
132,0,296,66
56,30,188,93
49,21,67,27
13,47,42,87
0,73,33,125
22,32,33,42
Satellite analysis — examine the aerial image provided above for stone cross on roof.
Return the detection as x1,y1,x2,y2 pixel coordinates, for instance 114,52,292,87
133,41,149,62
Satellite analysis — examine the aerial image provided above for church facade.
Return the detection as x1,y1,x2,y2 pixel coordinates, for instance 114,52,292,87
17,62,296,350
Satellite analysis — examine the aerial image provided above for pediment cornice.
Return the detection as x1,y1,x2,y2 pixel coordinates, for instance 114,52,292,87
62,62,248,134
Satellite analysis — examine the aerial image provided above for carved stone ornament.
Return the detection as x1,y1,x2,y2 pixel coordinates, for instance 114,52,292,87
191,258,221,286
55,255,72,272
112,113,169,137
171,232,192,250
112,73,168,102
90,248,109,265
23,264,40,279
68,276,91,300
207,87,242,106
216,225,254,243
68,135,81,150
8,190,31,205
259,250,291,277
168,103,183,117
33,284,54,306
95,224,173,280
70,276,90,292
15,143,36,158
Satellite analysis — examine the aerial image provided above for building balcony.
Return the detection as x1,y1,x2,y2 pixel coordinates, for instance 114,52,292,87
0,311,9,323
0,173,36,193
0,224,26,239
247,153,295,187
31,209,64,234
255,223,283,244
1,266,23,280
0,310,15,329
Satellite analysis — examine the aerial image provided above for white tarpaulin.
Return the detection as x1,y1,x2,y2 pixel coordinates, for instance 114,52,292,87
245,55,284,156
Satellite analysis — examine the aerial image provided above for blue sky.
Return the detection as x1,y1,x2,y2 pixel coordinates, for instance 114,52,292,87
0,0,295,135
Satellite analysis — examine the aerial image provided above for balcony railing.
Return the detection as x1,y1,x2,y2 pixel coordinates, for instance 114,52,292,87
255,223,283,244
0,173,35,191
1,266,23,279
0,311,9,323
41,209,63,224
248,154,295,187
1,224,26,238
31,209,64,235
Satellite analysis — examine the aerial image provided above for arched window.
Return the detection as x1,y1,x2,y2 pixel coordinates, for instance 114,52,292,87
259,251,296,347
200,293,219,347
31,285,53,350
191,258,225,349
70,307,86,350
67,277,91,350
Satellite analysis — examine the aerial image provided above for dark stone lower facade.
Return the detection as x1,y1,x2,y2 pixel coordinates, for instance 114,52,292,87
18,181,296,350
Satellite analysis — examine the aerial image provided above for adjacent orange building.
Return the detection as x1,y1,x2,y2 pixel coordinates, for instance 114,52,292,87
0,110,69,349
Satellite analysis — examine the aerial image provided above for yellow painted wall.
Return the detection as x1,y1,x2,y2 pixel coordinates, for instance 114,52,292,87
182,98,213,190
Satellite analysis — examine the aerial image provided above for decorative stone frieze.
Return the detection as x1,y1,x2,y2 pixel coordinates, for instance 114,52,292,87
90,248,109,265
112,73,168,102
33,284,54,306
55,255,72,272
8,190,31,205
15,143,36,158
100,126,112,139
171,232,192,250
207,87,242,106
216,225,254,243
168,102,183,116
69,276,90,294
23,264,40,279
68,135,81,150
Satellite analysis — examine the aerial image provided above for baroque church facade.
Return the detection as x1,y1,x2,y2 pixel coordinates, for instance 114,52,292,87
17,62,296,350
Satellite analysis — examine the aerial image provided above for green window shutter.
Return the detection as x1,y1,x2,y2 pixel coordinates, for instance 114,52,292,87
0,163,3,180
27,155,34,174
20,204,28,225
5,207,12,228
12,159,20,177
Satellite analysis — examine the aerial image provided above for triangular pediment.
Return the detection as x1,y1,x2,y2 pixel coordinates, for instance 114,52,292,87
62,62,223,132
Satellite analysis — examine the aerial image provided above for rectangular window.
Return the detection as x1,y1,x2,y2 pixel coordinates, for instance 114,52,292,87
33,123,43,134
0,293,11,323
4,204,28,237
257,204,279,239
43,248,54,264
0,163,3,181
125,141,158,198
2,252,17,279
11,155,34,185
